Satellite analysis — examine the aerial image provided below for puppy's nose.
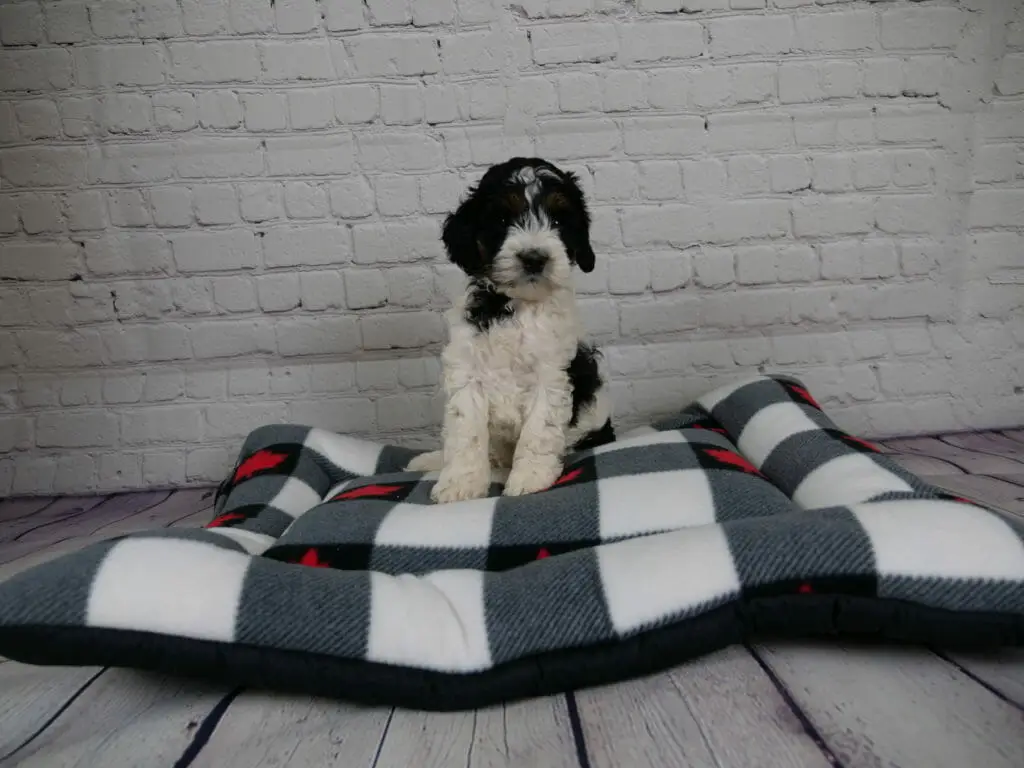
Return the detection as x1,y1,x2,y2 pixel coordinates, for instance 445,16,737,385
518,249,549,275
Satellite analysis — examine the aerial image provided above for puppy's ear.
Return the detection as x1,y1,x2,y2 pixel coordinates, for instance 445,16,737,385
562,170,596,273
575,239,596,273
441,192,484,276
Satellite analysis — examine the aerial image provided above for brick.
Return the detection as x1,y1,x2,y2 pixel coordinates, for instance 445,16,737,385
261,40,337,82
591,162,638,202
31,283,114,326
18,193,65,234
620,21,703,63
380,85,425,126
358,133,444,171
622,116,702,156
206,402,289,439
810,154,852,193
123,405,204,444
2,146,89,188
212,276,258,313
299,270,346,311
709,15,794,57
620,297,700,336
795,11,875,52
45,1,91,43
105,325,191,363
15,100,61,140
138,0,184,38
89,0,135,38
968,189,1024,229
638,161,683,201
170,41,260,83
0,48,74,91
0,241,81,281
890,150,933,188
852,152,891,189
442,31,507,75
345,269,388,309
780,61,861,104
153,92,198,131
387,267,433,307
277,316,360,356
105,189,152,228
601,71,646,113
374,175,420,217
273,0,319,33
190,319,275,359
263,224,353,267
996,54,1024,97
256,274,301,312
290,398,376,433
361,311,444,349
881,7,966,50
175,138,263,179
266,134,354,177
349,34,440,76
622,204,706,248
171,230,258,273
769,155,810,193
875,194,941,235
728,155,770,195
864,58,904,98
378,394,437,431
708,112,792,152
334,85,379,124
37,411,118,449
540,118,618,160
530,23,617,65
85,233,174,276
197,91,243,129
288,89,336,130
608,255,651,295
712,200,790,243
60,376,102,406
413,0,454,25
682,159,727,196
151,186,195,228
329,177,376,219
793,195,874,237
240,182,283,223
284,181,329,219
228,0,274,32
242,93,289,131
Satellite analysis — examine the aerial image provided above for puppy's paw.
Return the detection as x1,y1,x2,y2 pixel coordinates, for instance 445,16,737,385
406,450,443,473
502,459,562,497
431,466,490,504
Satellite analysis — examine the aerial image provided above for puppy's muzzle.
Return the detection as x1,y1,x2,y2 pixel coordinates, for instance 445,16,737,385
517,249,549,276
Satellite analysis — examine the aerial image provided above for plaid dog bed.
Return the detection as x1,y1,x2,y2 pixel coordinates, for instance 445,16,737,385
1,374,1022,710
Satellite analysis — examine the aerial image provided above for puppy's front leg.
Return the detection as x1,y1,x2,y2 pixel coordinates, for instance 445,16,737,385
432,383,492,503
503,371,571,497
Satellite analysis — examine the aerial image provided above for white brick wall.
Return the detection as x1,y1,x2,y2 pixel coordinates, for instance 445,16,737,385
1,0,1022,495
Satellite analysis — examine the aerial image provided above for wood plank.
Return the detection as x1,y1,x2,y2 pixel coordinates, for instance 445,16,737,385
371,696,579,768
0,495,109,545
945,649,1024,707
0,491,172,566
8,669,228,767
885,441,1024,475
941,433,1024,458
887,453,966,477
190,694,392,768
0,497,56,524
755,644,1024,768
928,475,1024,518
0,490,216,582
575,647,831,768
1001,429,1024,446
0,663,103,760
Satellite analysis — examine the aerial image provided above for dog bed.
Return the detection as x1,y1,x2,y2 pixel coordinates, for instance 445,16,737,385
0,374,1022,711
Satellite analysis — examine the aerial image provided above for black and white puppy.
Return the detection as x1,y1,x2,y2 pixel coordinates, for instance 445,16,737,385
407,157,615,503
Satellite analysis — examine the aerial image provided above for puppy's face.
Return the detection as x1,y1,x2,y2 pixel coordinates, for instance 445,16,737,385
442,158,596,300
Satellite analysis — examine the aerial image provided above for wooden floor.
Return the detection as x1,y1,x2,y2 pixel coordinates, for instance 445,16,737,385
1,431,1023,767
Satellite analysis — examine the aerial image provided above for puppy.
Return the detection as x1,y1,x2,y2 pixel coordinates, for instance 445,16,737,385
407,157,615,503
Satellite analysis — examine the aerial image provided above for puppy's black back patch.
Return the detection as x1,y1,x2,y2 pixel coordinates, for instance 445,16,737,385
464,281,514,332
567,342,603,428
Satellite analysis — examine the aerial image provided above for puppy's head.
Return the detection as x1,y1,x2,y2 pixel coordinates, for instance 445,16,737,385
441,157,595,300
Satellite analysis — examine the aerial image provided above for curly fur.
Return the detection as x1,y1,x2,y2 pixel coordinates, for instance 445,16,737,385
407,158,615,503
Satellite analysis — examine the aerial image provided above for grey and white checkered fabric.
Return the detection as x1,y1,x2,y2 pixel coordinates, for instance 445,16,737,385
1,374,1022,699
